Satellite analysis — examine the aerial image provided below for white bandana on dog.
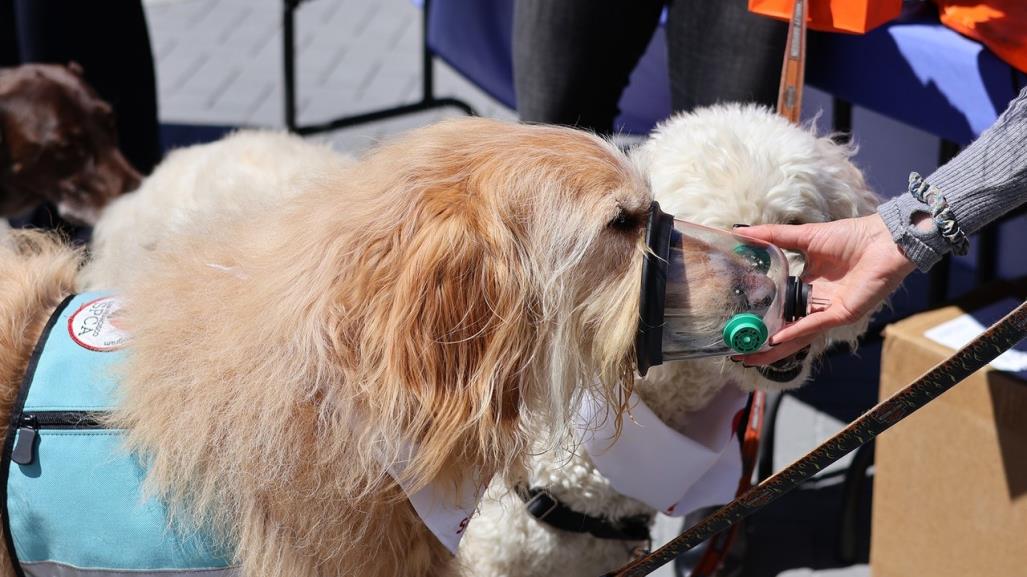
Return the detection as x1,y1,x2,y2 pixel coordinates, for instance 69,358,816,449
392,386,746,552
575,385,748,516
387,448,485,554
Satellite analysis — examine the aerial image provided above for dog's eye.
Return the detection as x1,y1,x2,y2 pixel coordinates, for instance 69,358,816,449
731,285,753,310
608,209,636,231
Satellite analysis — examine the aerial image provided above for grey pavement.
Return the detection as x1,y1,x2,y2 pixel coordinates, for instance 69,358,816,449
141,2,875,576
144,0,514,154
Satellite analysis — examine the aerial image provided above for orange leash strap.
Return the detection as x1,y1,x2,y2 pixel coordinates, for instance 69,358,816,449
777,0,809,123
688,390,765,576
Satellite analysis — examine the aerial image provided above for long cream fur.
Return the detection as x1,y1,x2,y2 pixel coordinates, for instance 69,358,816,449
80,130,354,290
0,118,656,577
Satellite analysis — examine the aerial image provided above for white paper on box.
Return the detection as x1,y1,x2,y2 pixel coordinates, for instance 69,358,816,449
923,298,1027,373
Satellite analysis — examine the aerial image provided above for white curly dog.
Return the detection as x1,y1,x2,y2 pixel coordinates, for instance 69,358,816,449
456,104,879,577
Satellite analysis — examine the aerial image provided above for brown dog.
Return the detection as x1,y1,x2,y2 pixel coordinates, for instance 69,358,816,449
0,63,141,224
0,118,651,577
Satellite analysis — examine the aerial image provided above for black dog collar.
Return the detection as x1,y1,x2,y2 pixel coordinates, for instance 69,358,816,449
516,485,652,542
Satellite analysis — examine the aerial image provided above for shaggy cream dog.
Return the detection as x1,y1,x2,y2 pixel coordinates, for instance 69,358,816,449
0,118,654,577
457,104,880,577
81,130,352,290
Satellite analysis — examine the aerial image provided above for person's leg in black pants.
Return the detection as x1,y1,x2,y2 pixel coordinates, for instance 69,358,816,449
0,0,17,67
513,0,665,134
13,0,161,174
665,0,787,111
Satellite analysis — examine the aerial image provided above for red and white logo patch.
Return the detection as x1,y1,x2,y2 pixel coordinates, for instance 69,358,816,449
68,296,129,352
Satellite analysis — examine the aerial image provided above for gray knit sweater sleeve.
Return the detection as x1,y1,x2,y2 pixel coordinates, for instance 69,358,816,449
878,86,1027,272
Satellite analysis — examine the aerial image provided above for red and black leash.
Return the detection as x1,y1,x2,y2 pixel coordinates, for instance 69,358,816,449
603,299,1027,577
684,390,764,576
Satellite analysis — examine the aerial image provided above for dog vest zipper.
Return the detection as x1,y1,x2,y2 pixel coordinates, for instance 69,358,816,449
2,293,237,577
11,411,106,466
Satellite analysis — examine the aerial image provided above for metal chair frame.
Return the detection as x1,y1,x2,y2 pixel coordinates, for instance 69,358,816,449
282,0,476,136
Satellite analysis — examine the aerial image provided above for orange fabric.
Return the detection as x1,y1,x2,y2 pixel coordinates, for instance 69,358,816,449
935,1,1027,73
749,0,902,34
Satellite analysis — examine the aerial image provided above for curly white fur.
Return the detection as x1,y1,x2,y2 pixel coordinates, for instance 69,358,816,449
457,104,881,577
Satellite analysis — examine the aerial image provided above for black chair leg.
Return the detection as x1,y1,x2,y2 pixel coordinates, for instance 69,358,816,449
756,391,786,482
283,0,301,132
928,257,950,307
831,97,852,145
837,440,874,564
977,226,1000,285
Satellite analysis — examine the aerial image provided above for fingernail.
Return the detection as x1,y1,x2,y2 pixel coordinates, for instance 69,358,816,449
732,224,750,229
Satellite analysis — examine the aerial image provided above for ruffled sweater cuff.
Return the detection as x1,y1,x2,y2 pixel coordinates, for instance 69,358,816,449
877,86,1027,272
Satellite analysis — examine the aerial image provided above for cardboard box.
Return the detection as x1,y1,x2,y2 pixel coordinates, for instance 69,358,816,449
872,281,1027,577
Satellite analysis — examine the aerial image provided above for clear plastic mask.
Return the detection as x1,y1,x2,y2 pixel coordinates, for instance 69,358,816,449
636,202,812,375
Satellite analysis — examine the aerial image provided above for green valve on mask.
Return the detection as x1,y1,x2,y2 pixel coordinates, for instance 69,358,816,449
723,313,769,354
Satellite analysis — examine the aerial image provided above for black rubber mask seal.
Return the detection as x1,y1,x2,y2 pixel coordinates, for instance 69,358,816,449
783,275,811,322
636,202,674,376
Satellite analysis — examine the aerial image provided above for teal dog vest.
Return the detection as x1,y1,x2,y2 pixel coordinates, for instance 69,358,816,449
2,293,235,577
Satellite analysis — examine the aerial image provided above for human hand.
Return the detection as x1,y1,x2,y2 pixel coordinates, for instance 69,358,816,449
733,213,917,365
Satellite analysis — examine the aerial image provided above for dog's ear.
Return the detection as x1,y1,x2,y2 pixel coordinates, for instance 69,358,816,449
368,206,534,486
